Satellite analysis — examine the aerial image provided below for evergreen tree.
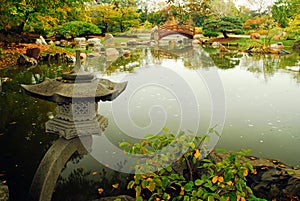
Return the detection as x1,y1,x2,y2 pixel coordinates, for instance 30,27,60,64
202,16,244,38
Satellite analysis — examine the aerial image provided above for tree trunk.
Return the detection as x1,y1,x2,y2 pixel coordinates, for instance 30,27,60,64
222,31,229,38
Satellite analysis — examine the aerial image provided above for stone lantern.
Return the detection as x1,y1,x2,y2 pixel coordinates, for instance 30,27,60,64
21,50,127,139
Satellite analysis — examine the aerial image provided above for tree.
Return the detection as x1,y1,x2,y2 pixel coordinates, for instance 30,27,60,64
210,0,239,17
0,0,88,35
203,16,244,38
284,14,300,38
272,0,300,28
90,3,140,33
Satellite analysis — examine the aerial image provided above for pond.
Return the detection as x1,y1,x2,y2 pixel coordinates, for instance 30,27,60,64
0,41,300,200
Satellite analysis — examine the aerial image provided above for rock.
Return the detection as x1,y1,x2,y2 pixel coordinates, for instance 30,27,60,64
121,49,131,57
293,40,300,52
17,54,38,66
127,39,137,46
48,40,54,46
26,48,41,59
104,33,114,46
87,52,101,58
270,42,284,50
211,42,220,48
193,34,202,44
60,40,69,47
36,38,42,45
0,182,9,201
87,38,102,47
65,55,76,63
74,37,86,49
55,41,61,46
39,35,47,45
94,195,135,201
105,48,119,61
192,39,201,46
87,38,102,52
208,151,300,201
150,25,159,41
250,33,260,39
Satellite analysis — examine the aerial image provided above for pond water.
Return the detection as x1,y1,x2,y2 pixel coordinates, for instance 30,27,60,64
0,42,300,200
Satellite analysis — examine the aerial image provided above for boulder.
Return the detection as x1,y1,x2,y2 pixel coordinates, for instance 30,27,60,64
211,42,220,48
209,151,300,201
269,42,284,50
193,34,203,44
192,39,201,46
26,48,41,59
127,40,137,46
250,33,261,39
105,48,119,61
104,33,114,45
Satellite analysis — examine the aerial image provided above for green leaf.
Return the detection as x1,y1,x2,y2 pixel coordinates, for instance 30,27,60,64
149,181,156,192
184,181,194,192
166,166,173,172
136,196,143,201
195,179,204,186
162,127,169,132
127,180,135,189
162,177,169,188
208,196,215,201
135,186,141,194
190,142,196,149
142,180,148,188
119,141,131,147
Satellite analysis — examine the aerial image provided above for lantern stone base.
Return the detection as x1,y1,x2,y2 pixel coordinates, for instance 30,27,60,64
45,114,108,139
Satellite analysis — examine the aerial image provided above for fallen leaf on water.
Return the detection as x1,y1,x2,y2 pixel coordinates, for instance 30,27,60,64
97,188,104,195
112,183,119,189
9,121,17,125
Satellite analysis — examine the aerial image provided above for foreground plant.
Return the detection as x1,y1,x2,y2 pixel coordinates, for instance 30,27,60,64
120,128,266,201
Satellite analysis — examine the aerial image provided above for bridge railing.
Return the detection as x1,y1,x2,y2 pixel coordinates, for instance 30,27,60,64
159,24,195,36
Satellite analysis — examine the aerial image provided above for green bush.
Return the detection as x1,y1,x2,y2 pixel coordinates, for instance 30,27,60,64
120,128,267,201
57,21,101,39
23,13,59,37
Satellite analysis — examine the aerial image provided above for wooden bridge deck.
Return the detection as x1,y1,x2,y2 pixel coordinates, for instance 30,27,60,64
158,25,195,39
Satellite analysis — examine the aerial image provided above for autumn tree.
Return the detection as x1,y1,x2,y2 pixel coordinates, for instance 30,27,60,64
272,0,300,28
203,16,244,38
90,3,140,33
0,0,89,36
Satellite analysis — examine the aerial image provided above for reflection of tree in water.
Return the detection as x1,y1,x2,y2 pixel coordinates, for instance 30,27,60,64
209,52,242,69
241,53,299,81
104,50,143,74
52,152,134,201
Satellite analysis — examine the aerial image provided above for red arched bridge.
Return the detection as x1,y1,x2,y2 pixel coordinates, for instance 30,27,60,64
158,24,196,40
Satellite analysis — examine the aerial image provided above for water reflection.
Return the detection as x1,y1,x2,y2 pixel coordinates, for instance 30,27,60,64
1,44,300,200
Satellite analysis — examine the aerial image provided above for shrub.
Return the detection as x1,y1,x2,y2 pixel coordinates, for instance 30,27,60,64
24,13,59,37
120,128,267,201
57,21,101,39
